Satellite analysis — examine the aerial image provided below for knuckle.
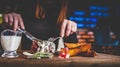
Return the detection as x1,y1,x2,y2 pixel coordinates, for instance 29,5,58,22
67,27,71,31
74,23,77,26
17,14,21,17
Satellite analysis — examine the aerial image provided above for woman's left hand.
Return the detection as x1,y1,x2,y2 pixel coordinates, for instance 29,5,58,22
60,19,77,37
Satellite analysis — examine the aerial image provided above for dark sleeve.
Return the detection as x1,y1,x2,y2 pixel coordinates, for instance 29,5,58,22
1,0,23,13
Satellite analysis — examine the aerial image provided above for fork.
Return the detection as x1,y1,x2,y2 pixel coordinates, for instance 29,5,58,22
17,28,41,41
18,28,61,42
48,37,61,42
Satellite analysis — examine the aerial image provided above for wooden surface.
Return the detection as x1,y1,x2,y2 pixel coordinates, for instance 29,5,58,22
0,51,120,67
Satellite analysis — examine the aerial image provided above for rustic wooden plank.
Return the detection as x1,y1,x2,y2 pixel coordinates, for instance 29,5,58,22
0,52,120,67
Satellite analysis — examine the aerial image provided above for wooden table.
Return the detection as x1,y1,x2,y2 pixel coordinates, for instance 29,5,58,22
0,51,120,67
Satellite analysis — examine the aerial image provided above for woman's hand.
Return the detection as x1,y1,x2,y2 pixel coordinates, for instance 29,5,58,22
60,19,77,37
3,12,25,30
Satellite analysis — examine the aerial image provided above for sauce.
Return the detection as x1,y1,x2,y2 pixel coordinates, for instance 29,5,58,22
1,36,21,51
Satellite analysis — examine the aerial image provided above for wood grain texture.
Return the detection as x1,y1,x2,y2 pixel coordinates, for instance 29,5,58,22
0,51,120,67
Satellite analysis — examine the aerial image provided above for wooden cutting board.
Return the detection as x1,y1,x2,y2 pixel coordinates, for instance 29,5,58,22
0,51,120,67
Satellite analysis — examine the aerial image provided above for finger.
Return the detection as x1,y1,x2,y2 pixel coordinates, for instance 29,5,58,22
60,19,68,37
8,14,14,23
13,13,19,31
17,14,25,29
70,22,77,34
6,14,13,26
70,22,74,34
72,22,77,32
9,22,13,26
65,20,72,37
3,14,9,23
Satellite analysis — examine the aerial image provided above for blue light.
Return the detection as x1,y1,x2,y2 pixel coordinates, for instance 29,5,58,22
69,5,110,29
85,18,97,23
103,13,109,17
75,17,84,22
86,24,90,27
90,6,109,11
98,12,102,16
77,24,85,28
91,18,97,23
85,18,90,22
103,7,109,11
89,6,97,10
74,11,85,16
90,12,97,16
97,7,103,11
69,16,74,21
91,24,96,28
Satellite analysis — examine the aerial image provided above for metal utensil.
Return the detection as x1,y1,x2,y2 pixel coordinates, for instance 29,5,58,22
18,28,61,42
48,37,61,42
17,28,39,41
48,37,64,51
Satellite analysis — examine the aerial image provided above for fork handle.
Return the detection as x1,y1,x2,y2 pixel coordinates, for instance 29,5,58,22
17,28,38,40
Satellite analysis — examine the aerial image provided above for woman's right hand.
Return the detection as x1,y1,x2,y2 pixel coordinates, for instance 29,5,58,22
3,12,25,30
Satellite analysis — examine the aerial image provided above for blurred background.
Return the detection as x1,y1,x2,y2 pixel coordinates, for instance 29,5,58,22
0,0,120,55
68,0,120,55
